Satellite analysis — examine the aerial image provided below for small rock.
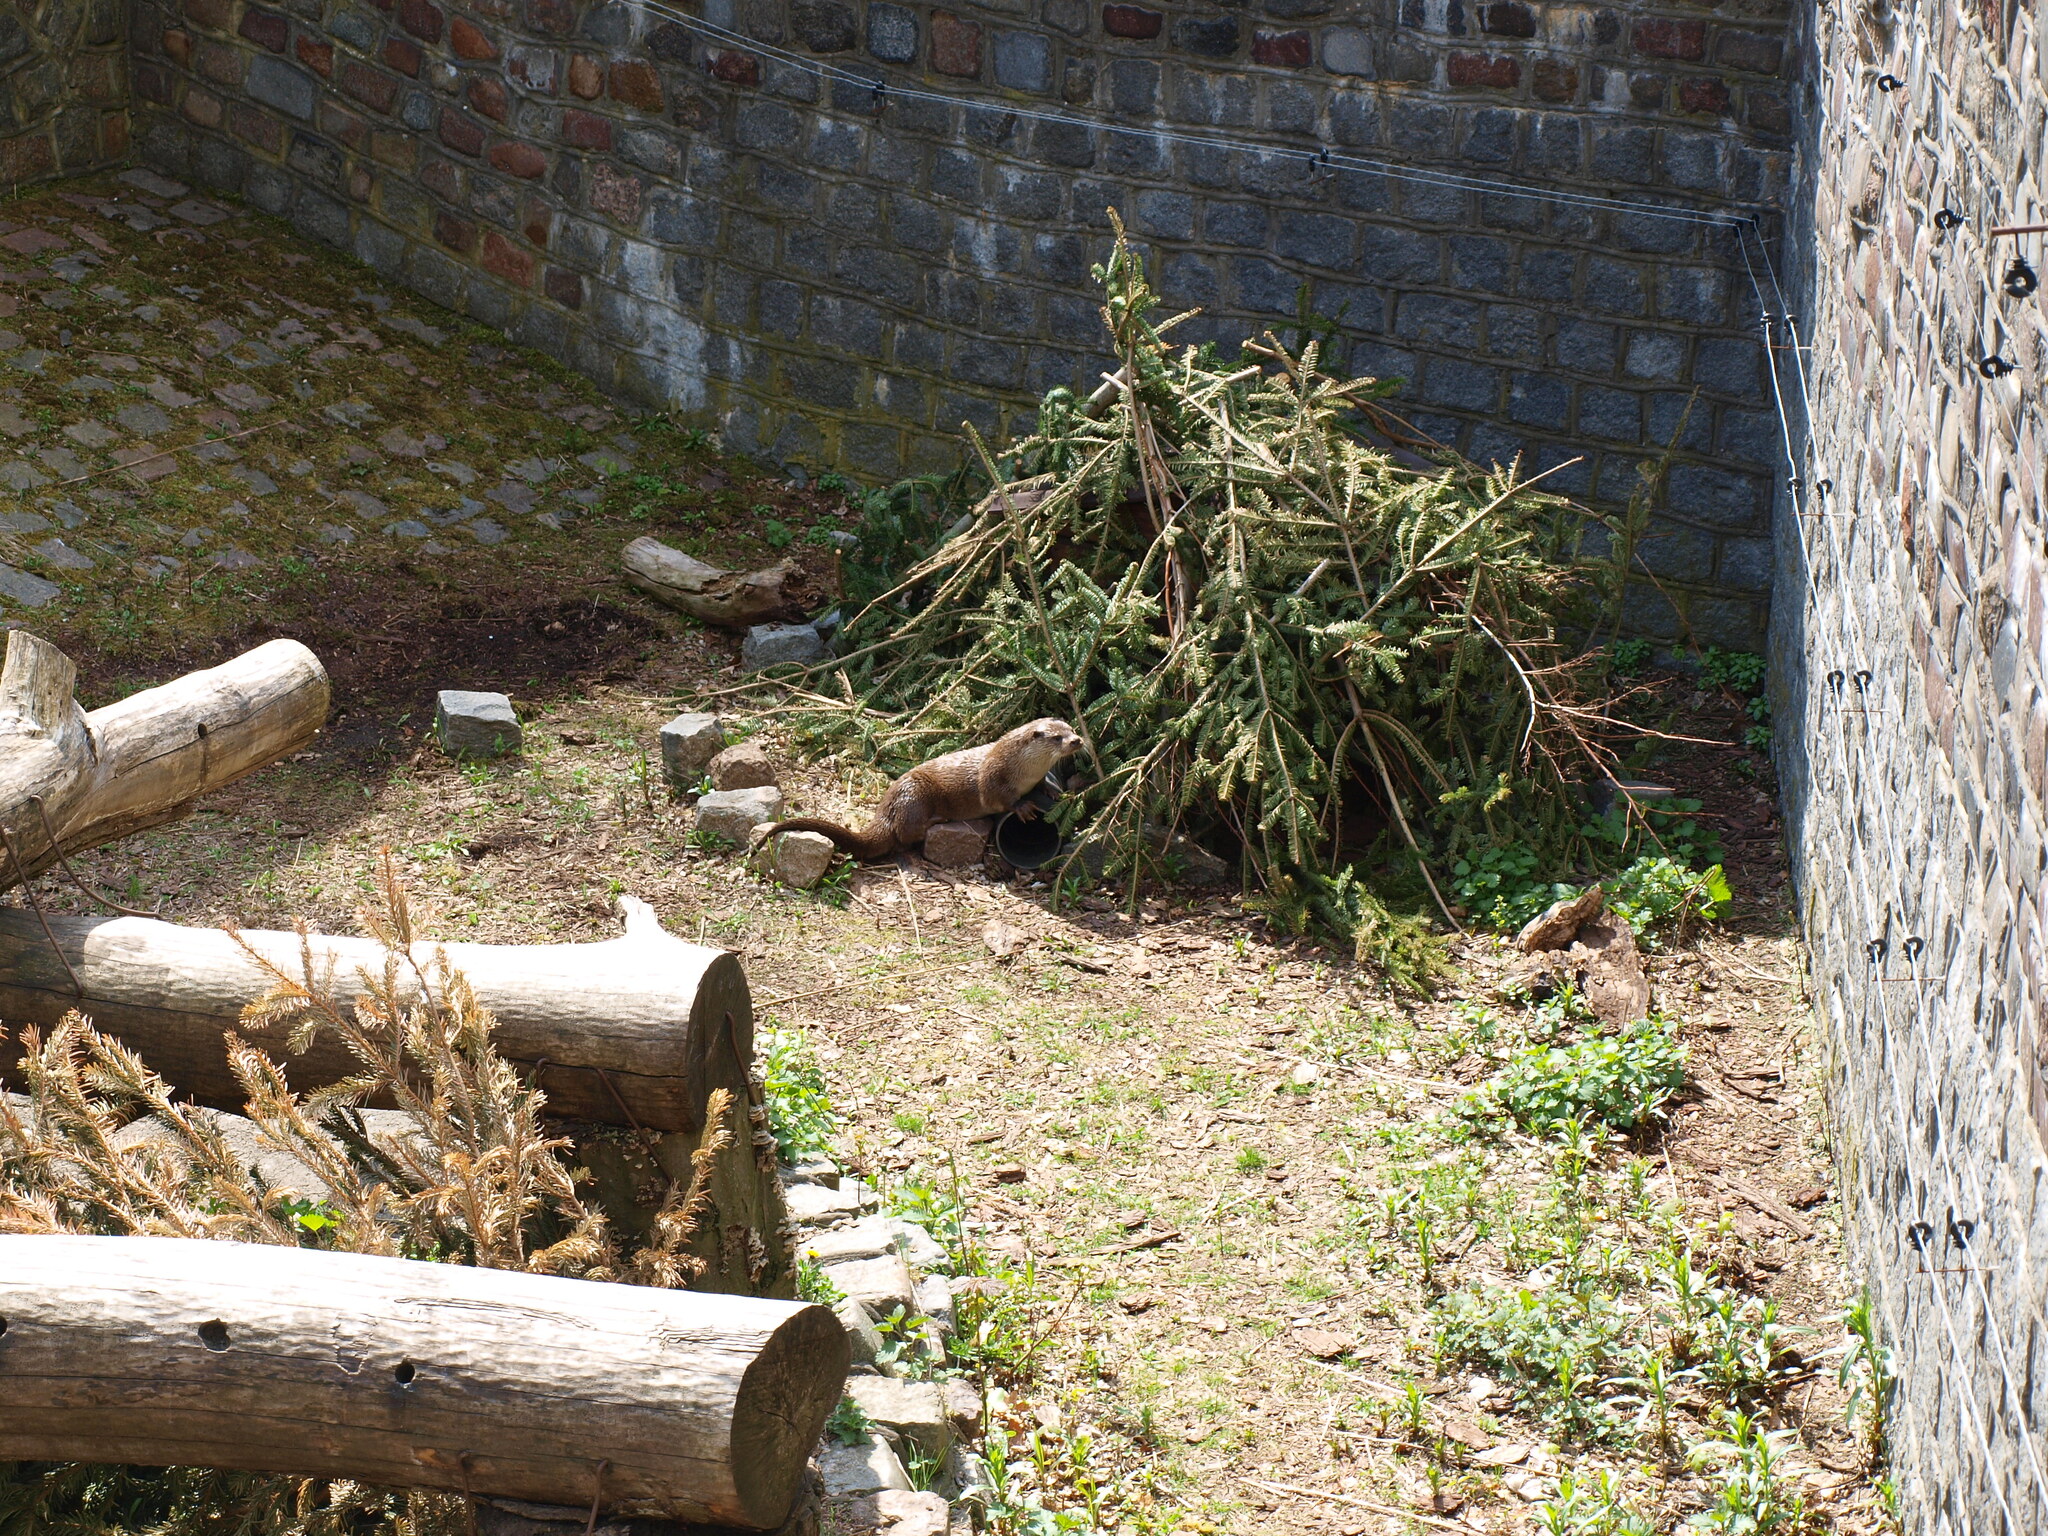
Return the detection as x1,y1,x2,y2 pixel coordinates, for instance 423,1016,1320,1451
835,1296,885,1366
32,538,91,570
742,621,826,672
785,1179,863,1223
990,1164,1027,1184
785,1154,839,1187
821,1252,917,1319
1472,1443,1531,1467
816,1438,911,1498
914,1275,954,1332
0,563,61,606
823,1489,948,1536
317,523,357,544
767,829,837,890
659,711,725,784
803,1217,898,1265
62,420,117,447
941,1380,981,1440
844,1377,952,1457
924,819,990,868
887,1219,948,1272
435,690,522,760
708,740,777,791
693,786,784,845
822,529,860,550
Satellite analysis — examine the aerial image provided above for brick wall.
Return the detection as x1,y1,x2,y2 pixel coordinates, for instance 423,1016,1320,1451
0,0,131,184
122,0,1795,648
1777,0,2048,1526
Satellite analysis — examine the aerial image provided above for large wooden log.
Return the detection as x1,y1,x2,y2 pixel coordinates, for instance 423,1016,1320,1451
0,1234,847,1531
0,630,329,887
0,898,749,1134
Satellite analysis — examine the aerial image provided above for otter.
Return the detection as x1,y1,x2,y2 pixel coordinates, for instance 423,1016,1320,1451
757,718,1084,862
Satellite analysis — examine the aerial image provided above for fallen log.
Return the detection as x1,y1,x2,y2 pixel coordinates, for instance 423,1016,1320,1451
622,538,811,628
0,897,750,1134
0,1234,847,1531
0,630,329,888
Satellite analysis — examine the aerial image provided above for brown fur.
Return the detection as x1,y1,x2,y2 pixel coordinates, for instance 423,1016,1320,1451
759,718,1084,862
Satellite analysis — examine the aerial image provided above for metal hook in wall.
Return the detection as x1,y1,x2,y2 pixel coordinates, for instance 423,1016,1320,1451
1307,146,1333,184
2003,256,2038,298
1876,72,1905,92
1980,354,2017,377
1934,208,1965,232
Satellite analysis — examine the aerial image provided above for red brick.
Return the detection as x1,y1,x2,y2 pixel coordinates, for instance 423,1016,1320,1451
320,100,369,147
490,139,547,177
398,0,445,43
102,112,129,158
588,160,641,222
1679,75,1731,113
1532,58,1577,101
182,86,224,128
439,108,486,155
184,0,231,31
1716,30,1784,74
567,53,601,97
371,129,415,168
1101,4,1162,39
1479,2,1535,38
435,210,477,252
229,101,284,152
385,36,423,75
1447,52,1519,88
135,63,170,103
520,199,550,245
1250,29,1310,67
481,230,534,286
450,16,499,60
0,133,54,182
196,40,244,86
162,28,192,67
341,62,401,112
562,108,612,149
1632,18,1706,61
297,35,334,75
238,7,288,50
931,11,980,76
710,50,759,85
470,75,508,120
544,266,582,308
609,59,663,110
419,156,459,199
526,0,575,36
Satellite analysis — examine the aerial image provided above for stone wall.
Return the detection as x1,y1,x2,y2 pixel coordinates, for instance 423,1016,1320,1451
1777,0,2048,1526
0,0,131,184
122,0,1795,648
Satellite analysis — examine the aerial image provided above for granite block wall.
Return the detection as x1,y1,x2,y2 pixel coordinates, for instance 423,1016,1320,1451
1777,0,2048,1528
0,0,132,184
121,0,1795,648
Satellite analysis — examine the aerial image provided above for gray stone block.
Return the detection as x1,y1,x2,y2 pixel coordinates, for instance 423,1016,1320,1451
845,1377,951,1457
1322,26,1371,75
693,786,786,844
816,1439,910,1497
742,622,827,671
435,691,521,759
992,29,1052,93
926,819,991,867
660,713,725,784
708,741,777,791
821,1251,917,1319
866,1,917,62
764,828,837,889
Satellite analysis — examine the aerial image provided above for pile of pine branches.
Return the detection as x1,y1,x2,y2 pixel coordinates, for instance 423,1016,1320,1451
809,218,1637,979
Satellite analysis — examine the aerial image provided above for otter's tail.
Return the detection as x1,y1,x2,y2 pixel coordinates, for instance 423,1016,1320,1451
756,818,898,862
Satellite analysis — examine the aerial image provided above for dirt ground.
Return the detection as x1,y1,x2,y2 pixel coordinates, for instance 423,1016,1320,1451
3,176,1888,1535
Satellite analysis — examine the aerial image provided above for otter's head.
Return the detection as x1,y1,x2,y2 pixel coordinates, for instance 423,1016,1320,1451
1010,717,1085,767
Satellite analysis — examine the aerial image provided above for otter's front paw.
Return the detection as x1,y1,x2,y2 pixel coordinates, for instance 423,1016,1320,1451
1010,800,1040,822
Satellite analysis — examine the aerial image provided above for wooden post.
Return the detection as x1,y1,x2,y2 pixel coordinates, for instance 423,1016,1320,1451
0,1234,848,1532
